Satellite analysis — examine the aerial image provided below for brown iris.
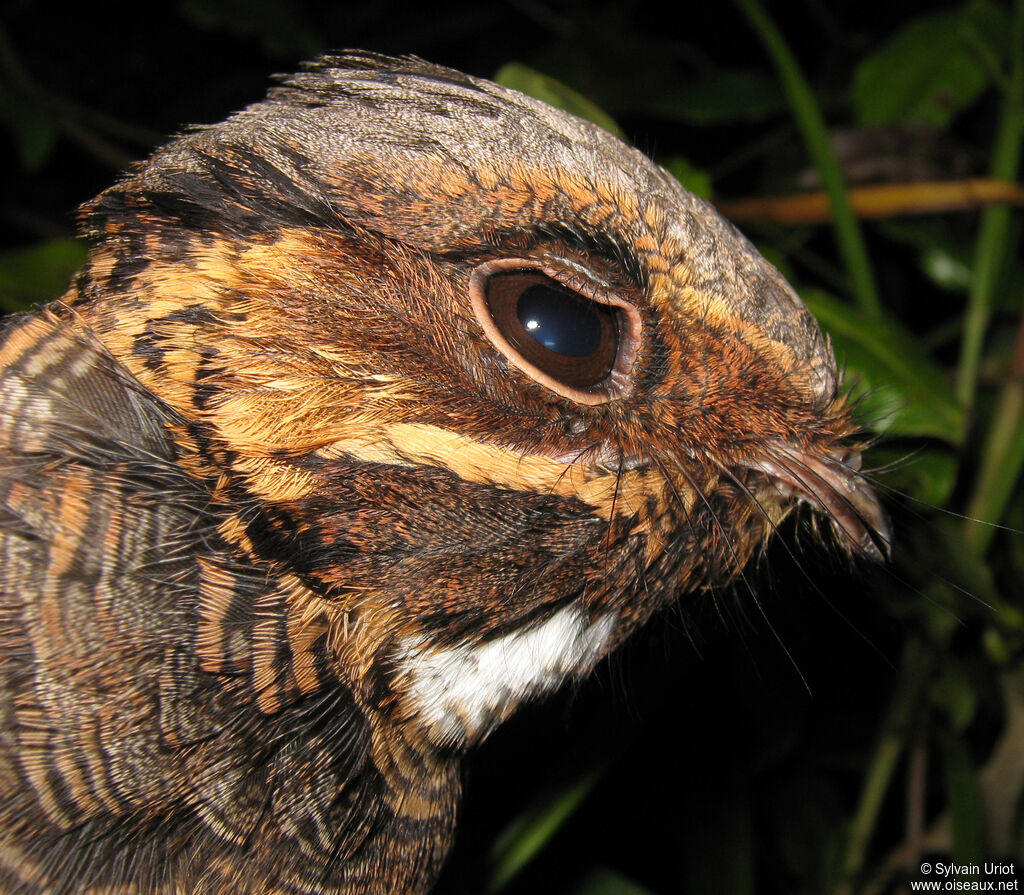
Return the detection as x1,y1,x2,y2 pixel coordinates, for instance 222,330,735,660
470,260,640,404
485,271,619,388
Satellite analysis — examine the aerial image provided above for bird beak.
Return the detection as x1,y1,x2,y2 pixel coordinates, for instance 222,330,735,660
749,444,891,562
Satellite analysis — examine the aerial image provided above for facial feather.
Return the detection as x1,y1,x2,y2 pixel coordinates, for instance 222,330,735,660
0,52,887,894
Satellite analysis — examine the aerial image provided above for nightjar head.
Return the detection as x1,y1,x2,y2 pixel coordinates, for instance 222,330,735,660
72,52,888,751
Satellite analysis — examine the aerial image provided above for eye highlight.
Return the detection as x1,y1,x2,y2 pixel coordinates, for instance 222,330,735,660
470,259,640,404
489,271,618,384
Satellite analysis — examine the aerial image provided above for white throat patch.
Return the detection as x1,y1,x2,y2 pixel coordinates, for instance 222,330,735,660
397,605,618,748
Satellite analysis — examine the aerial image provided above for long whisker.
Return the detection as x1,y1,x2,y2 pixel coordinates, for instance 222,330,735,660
863,472,1024,539
648,449,765,630
763,445,890,559
660,451,812,693
859,443,928,476
711,457,894,665
843,475,998,615
601,444,624,554
644,450,728,650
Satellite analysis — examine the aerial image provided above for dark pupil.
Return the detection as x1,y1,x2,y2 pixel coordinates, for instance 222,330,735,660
516,284,601,357
482,270,620,391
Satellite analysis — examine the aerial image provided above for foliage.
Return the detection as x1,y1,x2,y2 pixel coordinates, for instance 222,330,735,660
0,2,1022,893
479,4,1024,894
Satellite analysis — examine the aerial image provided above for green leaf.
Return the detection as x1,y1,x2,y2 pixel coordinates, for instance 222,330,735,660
1007,495,1024,586
920,246,973,292
764,774,845,890
644,69,784,124
662,157,713,200
0,82,57,172
879,216,1024,314
852,1,1009,128
494,63,626,140
676,785,755,895
931,664,979,731
868,445,958,507
486,765,603,893
572,868,658,895
983,626,1015,666
0,238,87,311
177,0,322,58
735,0,882,315
943,735,985,866
800,288,965,442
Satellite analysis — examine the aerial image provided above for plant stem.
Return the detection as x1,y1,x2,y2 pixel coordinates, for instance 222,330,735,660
733,0,881,317
955,0,1024,410
965,298,1024,554
834,640,932,895
960,0,1024,554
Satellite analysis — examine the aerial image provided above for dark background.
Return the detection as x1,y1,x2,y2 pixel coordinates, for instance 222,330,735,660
1,2,1021,893
0,0,970,249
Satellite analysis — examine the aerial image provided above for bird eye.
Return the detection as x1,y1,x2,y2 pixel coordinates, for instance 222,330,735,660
489,272,617,385
470,260,640,404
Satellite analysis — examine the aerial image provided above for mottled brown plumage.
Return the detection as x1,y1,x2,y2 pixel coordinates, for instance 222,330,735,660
0,53,887,894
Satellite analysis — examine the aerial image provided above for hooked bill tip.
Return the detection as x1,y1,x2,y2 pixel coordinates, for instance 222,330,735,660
753,445,891,562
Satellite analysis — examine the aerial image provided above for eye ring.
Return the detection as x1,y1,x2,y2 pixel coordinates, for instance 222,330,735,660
469,258,641,405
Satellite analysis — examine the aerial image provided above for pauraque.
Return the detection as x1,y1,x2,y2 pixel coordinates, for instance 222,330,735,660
0,53,888,894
